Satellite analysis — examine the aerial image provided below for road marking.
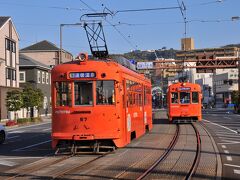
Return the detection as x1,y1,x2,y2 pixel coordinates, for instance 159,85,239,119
226,156,232,161
0,160,17,167
224,150,229,154
9,130,25,134
234,169,240,174
224,164,240,168
7,135,20,139
42,128,51,132
218,140,240,145
224,117,231,120
203,119,238,134
8,122,51,132
1,157,42,160
13,140,51,152
219,137,239,140
221,145,226,149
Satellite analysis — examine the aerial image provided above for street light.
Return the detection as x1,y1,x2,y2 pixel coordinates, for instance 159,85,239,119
59,23,83,64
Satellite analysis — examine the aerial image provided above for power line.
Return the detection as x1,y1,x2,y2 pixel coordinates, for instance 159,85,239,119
0,2,87,11
114,6,180,14
79,0,138,50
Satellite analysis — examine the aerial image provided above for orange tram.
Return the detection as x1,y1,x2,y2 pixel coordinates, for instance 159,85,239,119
167,82,202,123
51,54,152,153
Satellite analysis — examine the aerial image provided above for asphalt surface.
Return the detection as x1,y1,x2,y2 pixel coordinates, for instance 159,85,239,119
203,108,240,180
0,119,54,173
0,110,240,180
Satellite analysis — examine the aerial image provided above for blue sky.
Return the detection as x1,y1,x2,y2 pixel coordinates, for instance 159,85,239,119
1,0,240,56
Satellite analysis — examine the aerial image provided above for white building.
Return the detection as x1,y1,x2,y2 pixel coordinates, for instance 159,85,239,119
213,69,238,107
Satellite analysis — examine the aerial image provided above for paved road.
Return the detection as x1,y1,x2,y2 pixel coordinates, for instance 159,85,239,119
0,120,53,173
203,109,240,179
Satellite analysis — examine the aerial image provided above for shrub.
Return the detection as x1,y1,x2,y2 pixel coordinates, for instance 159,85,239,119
17,118,31,124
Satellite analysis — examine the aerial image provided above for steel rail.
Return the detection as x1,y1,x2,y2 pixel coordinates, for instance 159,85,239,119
53,151,113,179
185,123,202,180
6,155,73,180
136,124,180,180
198,122,222,179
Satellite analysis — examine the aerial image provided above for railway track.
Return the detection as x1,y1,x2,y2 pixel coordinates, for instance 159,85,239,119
5,151,112,179
136,123,202,180
4,122,220,180
5,155,73,180
135,124,180,180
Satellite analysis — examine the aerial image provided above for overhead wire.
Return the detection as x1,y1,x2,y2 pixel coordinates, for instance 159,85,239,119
79,0,138,50
0,2,87,11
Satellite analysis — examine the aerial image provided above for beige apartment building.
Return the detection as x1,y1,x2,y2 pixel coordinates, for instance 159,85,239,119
0,16,20,120
20,40,73,67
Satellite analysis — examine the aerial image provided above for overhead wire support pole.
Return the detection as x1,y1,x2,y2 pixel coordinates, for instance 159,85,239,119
59,23,83,64
177,0,187,82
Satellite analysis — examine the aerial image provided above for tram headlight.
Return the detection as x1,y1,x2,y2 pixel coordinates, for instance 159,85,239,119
75,52,88,62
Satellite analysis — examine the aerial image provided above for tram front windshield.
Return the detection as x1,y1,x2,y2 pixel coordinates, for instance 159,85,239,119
74,81,93,105
180,92,190,104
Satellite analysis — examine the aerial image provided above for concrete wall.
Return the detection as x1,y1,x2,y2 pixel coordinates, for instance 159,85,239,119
19,67,52,116
20,51,72,67
0,19,19,88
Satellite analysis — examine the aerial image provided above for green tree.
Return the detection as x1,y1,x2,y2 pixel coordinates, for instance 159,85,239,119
6,90,23,120
22,85,37,118
34,88,44,117
231,91,239,105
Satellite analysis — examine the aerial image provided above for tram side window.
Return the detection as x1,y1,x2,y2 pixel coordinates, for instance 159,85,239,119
74,81,93,105
56,82,72,106
192,92,199,103
180,92,190,104
96,81,115,105
171,92,178,104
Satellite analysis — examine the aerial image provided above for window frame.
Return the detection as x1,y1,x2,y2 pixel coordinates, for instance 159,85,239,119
96,80,116,106
37,71,41,83
73,81,94,106
19,71,26,83
171,92,179,104
180,91,191,104
192,92,199,104
42,72,45,84
55,81,72,107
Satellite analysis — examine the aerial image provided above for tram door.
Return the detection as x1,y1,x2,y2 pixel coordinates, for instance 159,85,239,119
121,80,127,142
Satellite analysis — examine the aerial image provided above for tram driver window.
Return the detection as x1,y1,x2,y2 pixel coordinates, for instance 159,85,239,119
74,81,93,105
56,82,72,106
96,81,115,105
171,92,178,104
180,92,190,104
192,92,199,103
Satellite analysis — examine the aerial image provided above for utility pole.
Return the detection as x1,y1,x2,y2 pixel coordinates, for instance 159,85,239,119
231,16,240,112
59,24,63,65
59,23,83,65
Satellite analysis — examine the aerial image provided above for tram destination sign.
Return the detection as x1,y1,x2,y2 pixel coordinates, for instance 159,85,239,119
69,72,96,78
179,87,191,91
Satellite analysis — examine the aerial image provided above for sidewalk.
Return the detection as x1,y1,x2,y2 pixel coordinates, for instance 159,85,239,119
0,115,52,129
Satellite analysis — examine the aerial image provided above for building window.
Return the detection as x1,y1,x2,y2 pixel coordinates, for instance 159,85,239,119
42,72,45,83
19,71,26,83
5,39,16,53
6,68,16,80
38,71,41,83
46,73,49,84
